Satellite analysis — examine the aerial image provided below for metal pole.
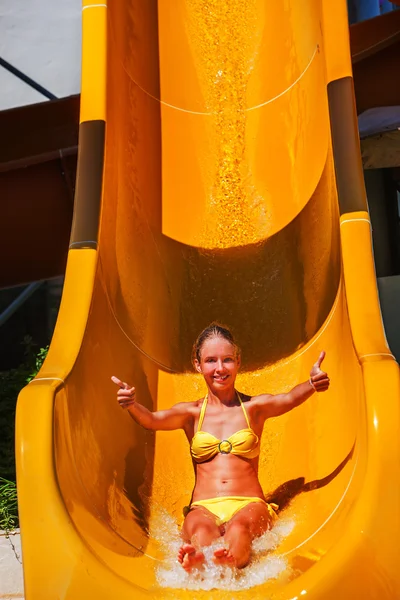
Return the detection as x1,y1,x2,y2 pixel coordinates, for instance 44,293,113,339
0,282,44,327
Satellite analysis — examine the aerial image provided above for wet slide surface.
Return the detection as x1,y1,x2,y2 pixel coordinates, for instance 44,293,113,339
16,1,400,598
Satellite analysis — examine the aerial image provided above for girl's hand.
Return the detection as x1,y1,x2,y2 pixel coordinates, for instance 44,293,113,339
309,351,330,392
111,376,136,408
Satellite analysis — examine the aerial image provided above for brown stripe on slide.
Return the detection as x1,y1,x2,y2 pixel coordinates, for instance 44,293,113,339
69,120,105,249
327,76,368,215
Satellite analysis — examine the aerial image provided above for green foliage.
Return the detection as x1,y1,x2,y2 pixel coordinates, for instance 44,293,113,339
0,366,30,481
0,477,18,532
26,342,49,383
0,340,49,530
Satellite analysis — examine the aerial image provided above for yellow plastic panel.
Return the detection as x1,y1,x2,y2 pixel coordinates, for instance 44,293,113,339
340,211,393,360
16,0,400,598
321,0,353,83
159,0,329,246
80,4,106,122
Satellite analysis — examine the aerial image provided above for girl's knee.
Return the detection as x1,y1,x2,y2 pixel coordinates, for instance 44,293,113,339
192,522,220,546
184,515,220,545
192,520,218,537
226,520,250,536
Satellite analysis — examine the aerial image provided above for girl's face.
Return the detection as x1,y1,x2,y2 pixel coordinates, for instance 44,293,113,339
194,336,240,391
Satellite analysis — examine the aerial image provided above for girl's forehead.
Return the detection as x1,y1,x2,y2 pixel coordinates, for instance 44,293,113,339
201,337,235,354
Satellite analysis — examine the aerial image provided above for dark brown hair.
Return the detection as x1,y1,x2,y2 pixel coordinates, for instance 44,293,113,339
192,322,240,363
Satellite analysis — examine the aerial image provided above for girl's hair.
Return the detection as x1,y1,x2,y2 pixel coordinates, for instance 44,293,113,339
192,322,240,363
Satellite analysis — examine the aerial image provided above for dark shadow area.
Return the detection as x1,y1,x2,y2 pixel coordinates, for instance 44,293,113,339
265,441,356,512
123,359,156,536
54,277,158,557
350,10,400,113
103,156,341,374
0,161,73,287
175,165,341,372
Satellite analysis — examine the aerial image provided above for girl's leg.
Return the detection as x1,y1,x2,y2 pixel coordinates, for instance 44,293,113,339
178,507,221,570
214,502,274,568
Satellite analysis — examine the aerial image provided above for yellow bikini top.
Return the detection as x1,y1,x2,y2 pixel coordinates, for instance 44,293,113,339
190,392,260,464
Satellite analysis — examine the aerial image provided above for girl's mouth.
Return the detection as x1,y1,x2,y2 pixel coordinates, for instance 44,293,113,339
213,375,229,383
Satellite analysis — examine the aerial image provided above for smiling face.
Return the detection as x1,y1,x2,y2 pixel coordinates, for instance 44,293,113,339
194,335,240,391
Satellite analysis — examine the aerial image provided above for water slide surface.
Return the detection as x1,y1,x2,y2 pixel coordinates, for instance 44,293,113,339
16,1,400,598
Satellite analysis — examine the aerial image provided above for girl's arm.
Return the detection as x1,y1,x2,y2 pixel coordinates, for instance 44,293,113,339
254,352,329,419
111,376,192,431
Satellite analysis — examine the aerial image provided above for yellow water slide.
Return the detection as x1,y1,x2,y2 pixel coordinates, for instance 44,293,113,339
16,0,400,598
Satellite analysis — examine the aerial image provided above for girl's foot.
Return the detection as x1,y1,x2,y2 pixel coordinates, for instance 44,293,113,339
213,547,236,567
178,544,205,571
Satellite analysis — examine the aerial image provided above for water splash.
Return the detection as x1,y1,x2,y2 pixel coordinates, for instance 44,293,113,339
186,0,269,248
151,507,295,591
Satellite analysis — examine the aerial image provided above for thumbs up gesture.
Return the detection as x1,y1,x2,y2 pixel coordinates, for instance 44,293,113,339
111,375,136,408
309,351,330,392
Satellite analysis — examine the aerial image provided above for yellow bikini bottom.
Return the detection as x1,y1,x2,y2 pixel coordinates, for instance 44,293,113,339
187,496,279,527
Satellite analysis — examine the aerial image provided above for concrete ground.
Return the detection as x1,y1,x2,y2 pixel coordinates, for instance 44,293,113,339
0,530,24,599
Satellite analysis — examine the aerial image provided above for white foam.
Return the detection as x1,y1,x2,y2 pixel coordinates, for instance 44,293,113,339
150,508,295,591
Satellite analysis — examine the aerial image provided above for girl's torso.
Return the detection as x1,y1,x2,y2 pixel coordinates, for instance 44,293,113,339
184,394,266,502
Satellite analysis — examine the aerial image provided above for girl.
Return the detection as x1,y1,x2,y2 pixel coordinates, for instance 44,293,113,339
112,324,329,570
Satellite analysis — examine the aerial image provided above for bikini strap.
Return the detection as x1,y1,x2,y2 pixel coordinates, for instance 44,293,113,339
236,391,251,429
197,393,208,431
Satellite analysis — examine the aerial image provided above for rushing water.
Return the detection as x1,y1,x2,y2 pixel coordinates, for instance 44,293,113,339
150,507,295,591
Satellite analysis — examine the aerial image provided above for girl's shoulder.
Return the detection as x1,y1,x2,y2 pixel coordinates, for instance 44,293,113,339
177,398,203,413
238,391,262,407
246,392,273,403
240,392,272,415
191,397,205,410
